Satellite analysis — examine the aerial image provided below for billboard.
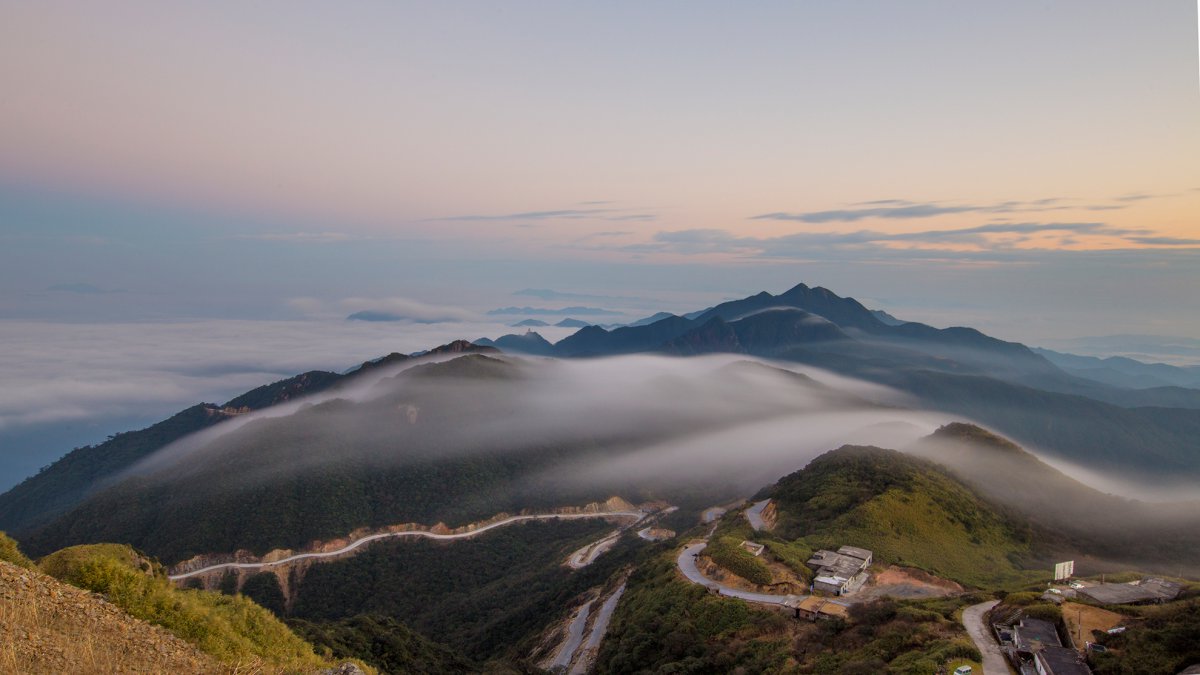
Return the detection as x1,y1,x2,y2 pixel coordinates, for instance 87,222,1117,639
1054,560,1075,581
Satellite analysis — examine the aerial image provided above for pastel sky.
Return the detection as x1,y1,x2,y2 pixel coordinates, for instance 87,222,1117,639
2,1,1200,489
1,0,1198,338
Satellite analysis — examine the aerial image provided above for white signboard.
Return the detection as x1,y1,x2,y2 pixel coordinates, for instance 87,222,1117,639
1054,560,1075,581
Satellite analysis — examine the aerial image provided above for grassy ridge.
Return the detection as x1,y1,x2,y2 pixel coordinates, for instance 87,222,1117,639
1092,600,1200,674
773,445,1042,588
707,534,773,585
0,531,35,569
39,543,349,673
597,551,983,674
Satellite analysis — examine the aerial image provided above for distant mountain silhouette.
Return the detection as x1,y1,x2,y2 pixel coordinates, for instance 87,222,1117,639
554,318,592,328
474,331,554,356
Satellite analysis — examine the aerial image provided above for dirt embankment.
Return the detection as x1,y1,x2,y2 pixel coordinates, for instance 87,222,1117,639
1061,601,1126,649
0,560,219,674
858,566,964,600
759,500,778,530
696,554,807,596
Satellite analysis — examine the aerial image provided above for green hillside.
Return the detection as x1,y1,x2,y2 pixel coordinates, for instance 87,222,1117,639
291,615,483,675
909,423,1200,576
597,553,983,674
37,542,355,673
771,445,1040,588
21,354,812,563
0,370,342,537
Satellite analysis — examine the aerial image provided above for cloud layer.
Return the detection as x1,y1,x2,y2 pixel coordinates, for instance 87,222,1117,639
0,318,576,433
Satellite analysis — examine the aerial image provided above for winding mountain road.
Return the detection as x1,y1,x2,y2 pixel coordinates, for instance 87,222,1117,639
962,599,1009,675
567,531,622,569
570,582,627,675
549,598,594,671
676,542,805,607
169,511,645,580
744,499,772,531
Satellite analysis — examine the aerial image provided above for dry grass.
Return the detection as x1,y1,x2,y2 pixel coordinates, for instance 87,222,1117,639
0,560,223,674
1062,601,1127,648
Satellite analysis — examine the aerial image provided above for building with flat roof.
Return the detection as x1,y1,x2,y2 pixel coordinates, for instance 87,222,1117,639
740,540,765,557
1034,646,1091,674
807,546,872,595
1013,617,1061,652
790,595,850,621
837,546,873,565
1076,577,1181,605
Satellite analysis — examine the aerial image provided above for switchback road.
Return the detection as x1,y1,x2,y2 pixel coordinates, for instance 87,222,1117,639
676,542,805,607
169,510,645,580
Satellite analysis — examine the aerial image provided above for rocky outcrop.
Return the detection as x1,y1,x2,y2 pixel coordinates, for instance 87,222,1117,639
759,500,778,530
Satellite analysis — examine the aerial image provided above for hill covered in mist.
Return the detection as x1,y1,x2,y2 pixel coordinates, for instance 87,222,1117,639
19,352,933,562
6,281,1200,568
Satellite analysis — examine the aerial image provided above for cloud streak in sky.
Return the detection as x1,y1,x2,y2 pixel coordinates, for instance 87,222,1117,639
752,198,1126,223
625,221,1197,260
434,207,658,223
230,232,367,243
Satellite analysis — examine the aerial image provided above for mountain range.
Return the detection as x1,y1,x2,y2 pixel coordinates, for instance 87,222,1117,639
4,280,1199,673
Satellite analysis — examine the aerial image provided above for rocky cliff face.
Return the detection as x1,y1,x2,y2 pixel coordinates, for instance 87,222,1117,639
759,500,779,530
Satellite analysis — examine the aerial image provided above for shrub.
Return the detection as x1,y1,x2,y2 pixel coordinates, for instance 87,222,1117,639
707,537,773,586
0,532,34,569
1021,603,1062,623
39,544,341,672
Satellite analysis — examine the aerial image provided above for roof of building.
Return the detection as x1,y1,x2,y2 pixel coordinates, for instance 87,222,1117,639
1140,578,1182,601
1177,664,1200,674
1014,617,1061,651
1034,646,1092,675
740,540,765,555
807,550,869,578
837,545,873,561
818,601,850,619
1077,583,1164,605
796,596,827,612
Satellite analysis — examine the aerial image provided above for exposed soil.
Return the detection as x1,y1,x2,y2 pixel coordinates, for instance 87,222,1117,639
1062,601,1127,649
857,565,964,600
698,555,808,595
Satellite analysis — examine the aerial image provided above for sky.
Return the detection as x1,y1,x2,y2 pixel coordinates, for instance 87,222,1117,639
1,2,1199,486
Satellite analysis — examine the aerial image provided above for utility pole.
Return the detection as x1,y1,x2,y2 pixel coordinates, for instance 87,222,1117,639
1077,606,1083,648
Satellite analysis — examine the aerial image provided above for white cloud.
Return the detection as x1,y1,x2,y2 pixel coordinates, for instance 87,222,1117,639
339,297,480,323
0,318,575,432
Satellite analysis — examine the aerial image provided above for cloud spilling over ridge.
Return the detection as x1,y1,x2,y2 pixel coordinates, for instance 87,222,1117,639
114,350,1200,511
120,352,951,497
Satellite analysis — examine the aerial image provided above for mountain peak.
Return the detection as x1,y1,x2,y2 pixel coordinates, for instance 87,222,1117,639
925,423,1024,454
425,340,497,355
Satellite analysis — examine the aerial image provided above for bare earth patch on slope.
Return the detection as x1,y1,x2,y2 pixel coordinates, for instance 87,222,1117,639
858,565,965,600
